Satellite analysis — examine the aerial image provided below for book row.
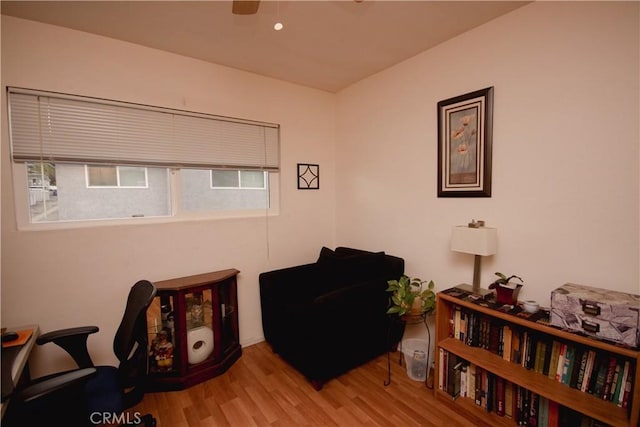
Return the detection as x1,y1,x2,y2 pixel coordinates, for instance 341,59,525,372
449,305,635,406
439,348,614,427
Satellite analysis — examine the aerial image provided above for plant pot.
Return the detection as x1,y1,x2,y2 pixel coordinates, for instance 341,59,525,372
401,312,425,324
411,296,423,313
492,283,523,305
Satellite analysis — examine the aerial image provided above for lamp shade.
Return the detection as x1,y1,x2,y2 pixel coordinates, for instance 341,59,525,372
451,226,497,256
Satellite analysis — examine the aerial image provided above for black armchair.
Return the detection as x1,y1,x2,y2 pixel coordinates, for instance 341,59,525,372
260,247,405,389
5,280,157,426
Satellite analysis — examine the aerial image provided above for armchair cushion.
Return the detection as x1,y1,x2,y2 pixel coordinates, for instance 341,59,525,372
316,246,387,289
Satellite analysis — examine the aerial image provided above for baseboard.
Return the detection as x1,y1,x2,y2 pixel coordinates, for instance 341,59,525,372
240,335,265,348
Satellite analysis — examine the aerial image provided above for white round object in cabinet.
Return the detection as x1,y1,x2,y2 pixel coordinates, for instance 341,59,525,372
187,326,214,365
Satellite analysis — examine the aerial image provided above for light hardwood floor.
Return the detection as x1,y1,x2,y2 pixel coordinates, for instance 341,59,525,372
132,341,491,427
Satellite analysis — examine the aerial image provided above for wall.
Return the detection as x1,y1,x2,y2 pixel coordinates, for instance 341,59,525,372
2,1,639,379
1,16,336,376
336,2,639,307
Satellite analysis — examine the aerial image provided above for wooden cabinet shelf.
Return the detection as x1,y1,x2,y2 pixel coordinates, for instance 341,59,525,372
435,290,639,427
146,269,241,391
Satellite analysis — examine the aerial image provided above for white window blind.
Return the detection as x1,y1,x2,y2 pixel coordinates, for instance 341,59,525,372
7,87,280,170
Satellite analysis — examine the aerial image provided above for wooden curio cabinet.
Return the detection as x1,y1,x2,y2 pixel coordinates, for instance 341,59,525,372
146,269,241,390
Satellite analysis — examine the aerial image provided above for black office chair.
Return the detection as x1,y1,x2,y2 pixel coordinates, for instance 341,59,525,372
6,280,157,426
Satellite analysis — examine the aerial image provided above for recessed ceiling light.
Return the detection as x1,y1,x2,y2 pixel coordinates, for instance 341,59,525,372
274,22,284,31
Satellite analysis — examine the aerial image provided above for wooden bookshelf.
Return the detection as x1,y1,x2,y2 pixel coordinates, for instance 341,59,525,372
435,289,640,427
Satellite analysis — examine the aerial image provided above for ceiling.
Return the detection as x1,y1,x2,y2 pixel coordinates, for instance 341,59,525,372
1,1,529,93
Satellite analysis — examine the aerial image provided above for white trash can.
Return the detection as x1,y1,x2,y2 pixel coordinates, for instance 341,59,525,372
401,338,429,381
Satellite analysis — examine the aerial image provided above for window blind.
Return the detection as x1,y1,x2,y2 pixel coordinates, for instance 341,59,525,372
7,87,280,171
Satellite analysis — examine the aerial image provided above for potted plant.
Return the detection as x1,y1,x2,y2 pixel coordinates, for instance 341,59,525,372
488,272,524,304
386,275,436,317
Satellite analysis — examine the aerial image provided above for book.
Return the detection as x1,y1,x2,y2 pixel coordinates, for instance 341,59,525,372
621,362,634,408
446,354,462,399
502,325,512,362
555,343,566,382
505,381,514,419
486,371,494,412
558,406,582,426
454,360,463,399
568,346,584,389
528,391,539,427
482,317,491,352
538,396,549,427
438,348,445,391
448,307,455,338
547,341,561,381
511,327,522,364
495,376,506,416
460,364,468,398
581,350,596,393
533,340,546,374
516,386,526,425
471,313,481,347
601,355,618,400
591,354,608,396
466,312,476,346
524,332,537,370
547,399,559,427
575,347,590,390
467,363,476,401
609,359,623,402
615,360,630,406
474,366,483,406
560,345,575,385
489,320,501,355
521,388,530,426
459,309,467,343
542,339,553,376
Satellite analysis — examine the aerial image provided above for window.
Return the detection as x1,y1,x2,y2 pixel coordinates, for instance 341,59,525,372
26,162,170,223
8,88,280,226
211,170,266,189
181,169,271,213
86,165,148,188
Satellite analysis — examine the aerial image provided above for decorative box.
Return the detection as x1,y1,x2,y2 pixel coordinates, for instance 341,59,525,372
550,283,640,348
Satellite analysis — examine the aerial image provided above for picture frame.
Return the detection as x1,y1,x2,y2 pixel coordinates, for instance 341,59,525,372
437,87,494,197
297,163,319,190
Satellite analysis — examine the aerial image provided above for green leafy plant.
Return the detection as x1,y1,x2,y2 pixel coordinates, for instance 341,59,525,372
386,275,436,316
490,272,524,288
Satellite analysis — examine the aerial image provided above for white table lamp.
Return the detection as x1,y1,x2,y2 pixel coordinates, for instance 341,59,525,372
451,221,497,296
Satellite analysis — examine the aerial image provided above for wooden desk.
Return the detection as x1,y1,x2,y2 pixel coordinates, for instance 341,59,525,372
1,325,39,419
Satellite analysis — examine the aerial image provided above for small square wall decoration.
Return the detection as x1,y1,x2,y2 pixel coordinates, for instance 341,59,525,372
297,163,319,190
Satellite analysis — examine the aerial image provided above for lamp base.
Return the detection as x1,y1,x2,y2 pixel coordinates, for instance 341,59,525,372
454,283,494,299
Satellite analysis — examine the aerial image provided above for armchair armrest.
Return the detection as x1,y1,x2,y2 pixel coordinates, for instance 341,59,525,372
313,279,387,311
259,263,319,301
14,368,97,404
37,326,99,369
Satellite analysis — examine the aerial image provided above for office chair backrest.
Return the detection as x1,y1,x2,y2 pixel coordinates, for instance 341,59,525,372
112,279,157,407
114,280,157,362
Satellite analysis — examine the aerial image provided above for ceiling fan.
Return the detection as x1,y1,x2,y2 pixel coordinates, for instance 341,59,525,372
232,1,261,15
232,0,364,15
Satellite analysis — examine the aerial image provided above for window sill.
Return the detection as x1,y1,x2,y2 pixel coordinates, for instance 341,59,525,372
15,208,280,232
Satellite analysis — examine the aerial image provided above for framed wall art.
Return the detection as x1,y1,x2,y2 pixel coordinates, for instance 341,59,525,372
437,86,494,197
297,163,319,190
